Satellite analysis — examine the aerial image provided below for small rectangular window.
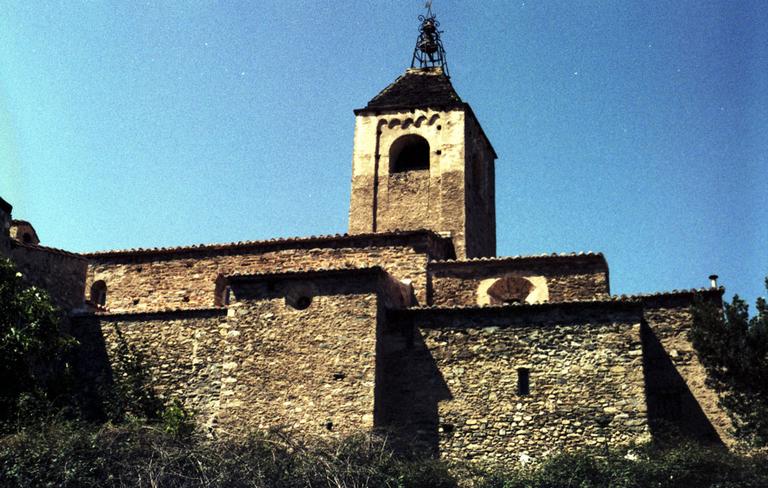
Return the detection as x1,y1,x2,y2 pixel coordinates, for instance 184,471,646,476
517,368,530,396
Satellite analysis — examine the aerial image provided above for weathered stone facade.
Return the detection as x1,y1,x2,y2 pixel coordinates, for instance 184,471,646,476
0,44,735,465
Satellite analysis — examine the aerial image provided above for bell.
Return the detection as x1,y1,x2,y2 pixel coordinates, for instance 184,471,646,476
419,38,438,54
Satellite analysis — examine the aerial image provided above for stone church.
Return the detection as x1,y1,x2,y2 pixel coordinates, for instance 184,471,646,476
0,9,730,464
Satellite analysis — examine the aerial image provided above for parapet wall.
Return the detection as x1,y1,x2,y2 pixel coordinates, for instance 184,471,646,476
428,254,610,307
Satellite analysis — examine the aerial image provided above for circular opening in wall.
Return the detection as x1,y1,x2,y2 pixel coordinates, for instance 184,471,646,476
296,296,311,309
436,125,442,130
286,294,312,310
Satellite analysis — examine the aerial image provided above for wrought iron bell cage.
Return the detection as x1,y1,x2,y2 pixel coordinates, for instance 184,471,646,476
411,5,449,76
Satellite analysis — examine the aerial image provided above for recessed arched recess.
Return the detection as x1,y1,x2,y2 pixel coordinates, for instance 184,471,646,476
389,134,430,172
486,276,534,305
90,280,107,307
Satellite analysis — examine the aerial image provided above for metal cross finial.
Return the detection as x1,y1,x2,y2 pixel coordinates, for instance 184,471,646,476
411,1,449,75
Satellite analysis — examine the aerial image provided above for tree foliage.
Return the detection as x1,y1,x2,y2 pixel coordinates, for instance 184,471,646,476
0,257,76,428
690,277,768,446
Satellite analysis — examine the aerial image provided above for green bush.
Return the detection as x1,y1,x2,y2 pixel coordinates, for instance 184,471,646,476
0,422,459,487
474,443,768,488
2,422,767,488
0,258,77,431
691,278,768,447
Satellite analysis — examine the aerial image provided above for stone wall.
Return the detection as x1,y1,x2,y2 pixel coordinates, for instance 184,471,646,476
383,303,649,464
428,254,610,307
85,267,407,438
639,290,733,445
217,268,403,437
86,232,452,313
97,309,228,426
10,241,88,311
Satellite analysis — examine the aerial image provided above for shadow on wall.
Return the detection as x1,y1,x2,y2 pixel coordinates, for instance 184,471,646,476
68,316,116,421
376,320,452,456
641,321,722,445
69,317,163,423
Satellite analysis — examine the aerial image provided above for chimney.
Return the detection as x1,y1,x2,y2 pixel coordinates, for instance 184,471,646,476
708,274,719,289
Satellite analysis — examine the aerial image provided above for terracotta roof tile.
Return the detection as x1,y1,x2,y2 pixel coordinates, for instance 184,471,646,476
83,229,450,259
431,252,606,265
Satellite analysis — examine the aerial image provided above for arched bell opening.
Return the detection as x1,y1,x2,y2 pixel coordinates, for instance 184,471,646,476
389,134,430,173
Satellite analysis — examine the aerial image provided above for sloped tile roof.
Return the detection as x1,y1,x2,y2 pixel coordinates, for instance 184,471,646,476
358,68,462,113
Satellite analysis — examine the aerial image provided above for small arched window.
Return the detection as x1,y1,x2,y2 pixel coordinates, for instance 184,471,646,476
389,134,430,172
487,276,534,305
91,280,107,307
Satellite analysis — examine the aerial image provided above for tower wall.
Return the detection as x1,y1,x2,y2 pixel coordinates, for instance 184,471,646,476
349,107,495,259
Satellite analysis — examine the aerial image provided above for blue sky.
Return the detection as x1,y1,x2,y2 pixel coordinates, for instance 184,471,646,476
1,1,766,305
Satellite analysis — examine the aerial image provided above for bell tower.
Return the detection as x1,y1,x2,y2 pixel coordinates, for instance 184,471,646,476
348,6,497,259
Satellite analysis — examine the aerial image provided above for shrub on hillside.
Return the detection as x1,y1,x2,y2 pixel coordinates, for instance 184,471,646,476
474,443,768,488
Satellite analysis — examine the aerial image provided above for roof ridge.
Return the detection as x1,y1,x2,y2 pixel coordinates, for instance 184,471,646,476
431,251,605,264
405,297,642,312
227,265,385,281
12,240,86,261
83,229,451,258
612,287,723,299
